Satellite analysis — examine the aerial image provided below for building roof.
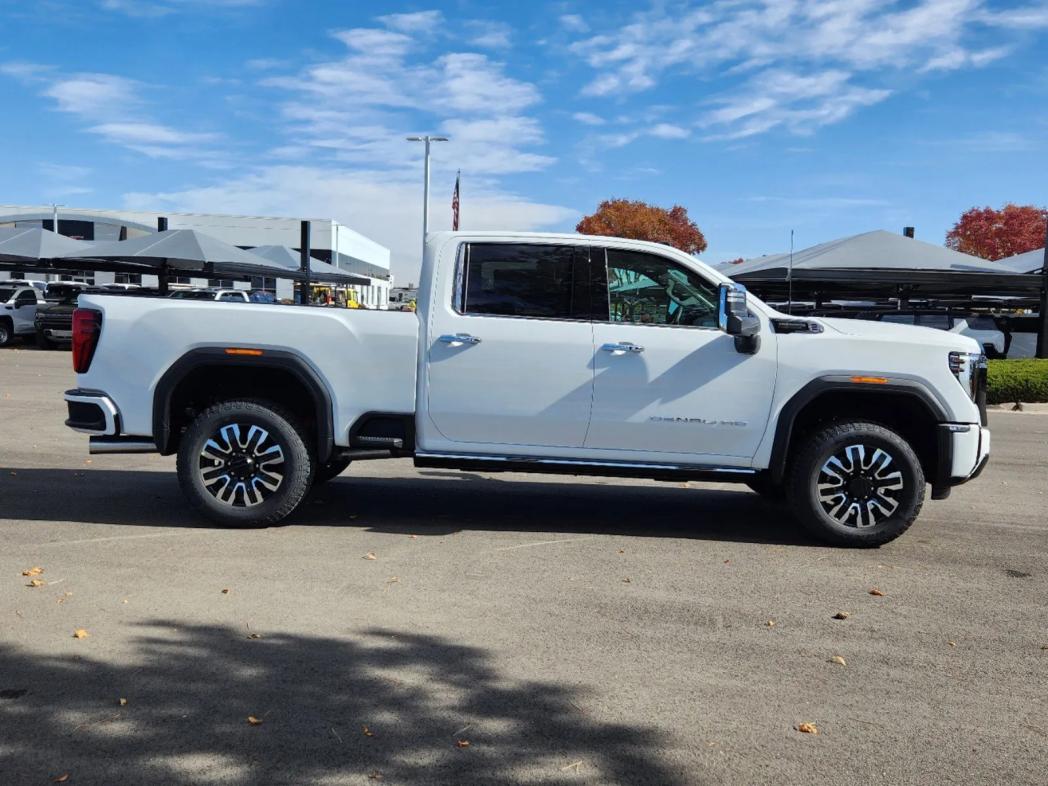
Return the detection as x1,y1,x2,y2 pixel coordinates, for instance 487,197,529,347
997,247,1045,274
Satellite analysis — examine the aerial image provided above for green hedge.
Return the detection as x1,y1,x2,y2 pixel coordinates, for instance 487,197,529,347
987,359,1048,405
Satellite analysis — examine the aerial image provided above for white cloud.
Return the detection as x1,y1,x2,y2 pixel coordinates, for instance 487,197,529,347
467,20,512,49
124,166,576,280
377,10,444,34
568,0,1035,138
572,111,605,125
100,0,265,16
650,123,690,139
261,23,548,177
559,14,589,33
43,73,140,117
88,121,220,146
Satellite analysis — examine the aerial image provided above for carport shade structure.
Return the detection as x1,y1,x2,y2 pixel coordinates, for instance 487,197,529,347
728,229,1043,302
0,226,96,267
58,229,306,292
248,245,369,286
997,247,1045,275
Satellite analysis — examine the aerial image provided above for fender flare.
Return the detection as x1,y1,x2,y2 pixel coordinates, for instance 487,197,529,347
152,347,335,461
768,377,948,485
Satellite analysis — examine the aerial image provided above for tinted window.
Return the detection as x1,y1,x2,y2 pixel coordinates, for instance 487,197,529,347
604,249,718,328
219,292,242,302
0,288,17,302
881,314,916,325
15,290,37,305
462,244,585,319
919,314,950,330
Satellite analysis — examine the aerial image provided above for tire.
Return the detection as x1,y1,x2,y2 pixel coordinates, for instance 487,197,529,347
0,320,12,347
787,421,924,547
36,330,55,350
176,399,315,527
313,456,351,485
745,473,785,501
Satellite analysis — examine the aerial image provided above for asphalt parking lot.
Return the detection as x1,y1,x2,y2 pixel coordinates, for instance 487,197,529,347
1,346,1046,785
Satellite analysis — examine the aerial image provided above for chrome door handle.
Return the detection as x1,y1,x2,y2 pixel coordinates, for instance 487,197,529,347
601,342,644,354
438,333,481,346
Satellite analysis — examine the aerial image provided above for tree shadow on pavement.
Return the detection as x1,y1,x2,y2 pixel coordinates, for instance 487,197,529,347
0,466,813,546
0,621,688,785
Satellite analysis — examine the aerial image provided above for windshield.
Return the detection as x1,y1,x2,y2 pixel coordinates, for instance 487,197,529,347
169,291,216,300
0,288,16,302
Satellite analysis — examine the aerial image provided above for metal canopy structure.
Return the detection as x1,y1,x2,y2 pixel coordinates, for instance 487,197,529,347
0,227,95,263
998,247,1045,275
248,245,368,286
59,229,301,281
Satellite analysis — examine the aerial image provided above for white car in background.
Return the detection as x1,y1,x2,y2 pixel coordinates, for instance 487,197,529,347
0,284,45,345
878,312,1006,358
169,288,251,303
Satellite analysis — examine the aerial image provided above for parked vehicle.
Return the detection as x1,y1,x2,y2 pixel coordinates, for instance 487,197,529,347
63,232,990,546
865,311,1006,358
994,314,1041,359
1,278,48,294
0,284,45,345
34,283,92,349
169,288,251,303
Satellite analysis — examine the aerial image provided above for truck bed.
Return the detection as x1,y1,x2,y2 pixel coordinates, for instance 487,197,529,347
76,294,419,446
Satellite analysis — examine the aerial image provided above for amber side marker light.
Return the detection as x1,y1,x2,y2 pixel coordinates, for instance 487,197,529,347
224,348,264,357
850,375,889,385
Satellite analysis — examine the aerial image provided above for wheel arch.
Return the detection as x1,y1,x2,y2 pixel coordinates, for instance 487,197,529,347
769,378,948,486
153,347,335,462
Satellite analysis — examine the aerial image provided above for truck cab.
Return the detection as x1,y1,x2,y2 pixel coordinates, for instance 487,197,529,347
0,284,45,346
62,232,990,546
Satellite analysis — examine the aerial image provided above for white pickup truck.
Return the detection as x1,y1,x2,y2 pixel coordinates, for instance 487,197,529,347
63,232,990,546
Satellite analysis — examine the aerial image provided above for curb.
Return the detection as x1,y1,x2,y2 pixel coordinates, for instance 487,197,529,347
987,403,1048,414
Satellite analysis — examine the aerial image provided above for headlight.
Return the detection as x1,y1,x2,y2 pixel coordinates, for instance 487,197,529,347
948,351,986,401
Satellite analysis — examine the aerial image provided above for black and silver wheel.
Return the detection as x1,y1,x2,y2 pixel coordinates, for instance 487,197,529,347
0,321,12,347
177,399,314,527
788,421,924,547
314,456,351,485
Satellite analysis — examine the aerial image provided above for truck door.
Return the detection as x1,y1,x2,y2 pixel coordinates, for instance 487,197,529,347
585,248,776,461
423,242,598,451
13,289,40,333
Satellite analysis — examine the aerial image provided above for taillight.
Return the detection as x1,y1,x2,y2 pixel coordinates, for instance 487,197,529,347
72,308,102,374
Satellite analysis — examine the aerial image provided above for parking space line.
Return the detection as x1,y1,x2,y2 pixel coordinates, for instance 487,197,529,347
20,530,213,548
490,536,599,552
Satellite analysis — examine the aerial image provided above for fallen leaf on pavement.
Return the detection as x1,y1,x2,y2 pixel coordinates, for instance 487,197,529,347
363,552,377,561
948,641,956,647
766,620,776,628
368,772,384,781
22,567,44,577
247,633,262,640
409,534,418,540
72,629,89,639
221,588,230,594
52,774,70,783
832,611,850,620
830,655,847,666
362,725,374,737
27,579,46,588
622,577,631,584
455,739,471,748
58,593,73,604
723,559,731,565
246,715,263,725
617,549,625,554
869,588,886,597
796,722,819,735
119,698,127,706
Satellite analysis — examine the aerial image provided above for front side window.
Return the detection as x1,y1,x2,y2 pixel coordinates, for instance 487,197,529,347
461,243,587,319
15,290,37,305
604,249,719,328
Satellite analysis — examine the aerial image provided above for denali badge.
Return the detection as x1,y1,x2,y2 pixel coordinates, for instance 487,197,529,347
649,416,747,427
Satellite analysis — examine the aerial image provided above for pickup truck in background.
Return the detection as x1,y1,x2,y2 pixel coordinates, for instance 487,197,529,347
63,232,990,547
0,283,45,346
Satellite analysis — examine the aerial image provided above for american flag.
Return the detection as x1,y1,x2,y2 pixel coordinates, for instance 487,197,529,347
452,170,460,231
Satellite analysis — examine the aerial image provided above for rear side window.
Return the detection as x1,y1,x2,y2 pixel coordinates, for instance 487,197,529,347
460,243,588,319
919,314,950,330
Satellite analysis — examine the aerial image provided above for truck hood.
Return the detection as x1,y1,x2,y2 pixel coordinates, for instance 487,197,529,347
815,316,982,354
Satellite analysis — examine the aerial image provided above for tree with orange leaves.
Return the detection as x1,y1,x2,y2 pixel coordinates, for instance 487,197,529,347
946,203,1047,261
576,199,707,254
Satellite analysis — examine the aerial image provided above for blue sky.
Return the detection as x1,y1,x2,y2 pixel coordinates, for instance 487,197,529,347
2,0,1047,281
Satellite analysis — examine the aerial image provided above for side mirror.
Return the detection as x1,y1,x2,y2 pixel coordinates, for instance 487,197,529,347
718,283,761,354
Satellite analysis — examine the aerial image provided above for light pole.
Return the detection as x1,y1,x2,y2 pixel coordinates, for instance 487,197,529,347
406,135,448,263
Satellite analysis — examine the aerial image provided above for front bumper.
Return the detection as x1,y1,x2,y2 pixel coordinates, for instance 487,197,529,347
64,388,120,435
933,423,990,497
42,328,73,340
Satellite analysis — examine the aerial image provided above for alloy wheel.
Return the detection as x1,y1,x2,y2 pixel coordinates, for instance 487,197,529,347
817,443,904,528
197,423,285,507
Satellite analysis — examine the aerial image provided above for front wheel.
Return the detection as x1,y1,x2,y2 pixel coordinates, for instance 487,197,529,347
0,321,12,347
787,421,924,547
35,330,56,350
176,399,314,527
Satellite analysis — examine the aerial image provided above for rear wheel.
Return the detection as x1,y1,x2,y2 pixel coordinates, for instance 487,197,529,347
787,421,924,547
0,321,12,347
35,330,56,350
176,399,314,527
